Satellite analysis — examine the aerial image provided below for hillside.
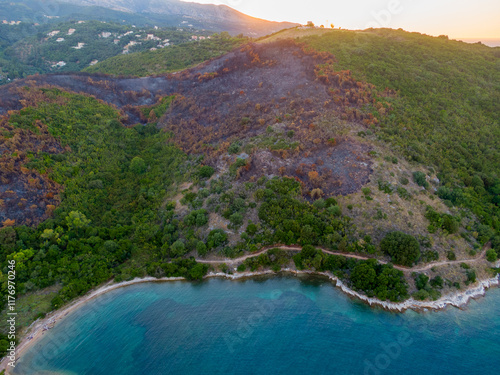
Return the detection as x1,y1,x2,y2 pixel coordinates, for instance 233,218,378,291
0,19,218,82
0,0,298,36
84,33,245,76
60,0,299,36
0,0,168,26
264,28,500,229
1,29,500,351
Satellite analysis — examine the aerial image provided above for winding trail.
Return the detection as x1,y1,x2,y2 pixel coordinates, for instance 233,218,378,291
196,245,488,273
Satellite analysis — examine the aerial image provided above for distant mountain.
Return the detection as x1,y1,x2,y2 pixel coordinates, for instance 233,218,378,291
56,0,299,36
0,0,178,26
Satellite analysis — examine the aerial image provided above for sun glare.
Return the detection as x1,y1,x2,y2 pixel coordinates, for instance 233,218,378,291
181,0,500,40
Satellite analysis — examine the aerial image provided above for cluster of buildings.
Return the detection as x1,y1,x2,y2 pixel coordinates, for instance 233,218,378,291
44,25,201,65
47,30,60,37
46,28,85,50
51,61,66,68
72,42,85,50
2,20,21,25
191,35,210,41
123,40,141,54
48,28,76,38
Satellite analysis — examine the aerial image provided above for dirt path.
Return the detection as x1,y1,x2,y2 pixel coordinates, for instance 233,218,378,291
409,251,486,272
196,245,487,273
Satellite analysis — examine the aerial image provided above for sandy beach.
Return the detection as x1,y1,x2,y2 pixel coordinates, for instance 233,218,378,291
2,265,499,373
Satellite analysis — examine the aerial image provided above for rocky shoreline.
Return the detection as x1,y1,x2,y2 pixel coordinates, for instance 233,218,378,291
209,268,500,312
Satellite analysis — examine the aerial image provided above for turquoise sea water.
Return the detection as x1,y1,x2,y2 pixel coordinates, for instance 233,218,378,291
13,275,500,375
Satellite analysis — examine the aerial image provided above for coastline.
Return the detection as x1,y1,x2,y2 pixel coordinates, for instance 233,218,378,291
213,268,500,312
2,268,499,373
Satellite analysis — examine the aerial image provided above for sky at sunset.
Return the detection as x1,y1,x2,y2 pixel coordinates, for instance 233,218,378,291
182,0,500,39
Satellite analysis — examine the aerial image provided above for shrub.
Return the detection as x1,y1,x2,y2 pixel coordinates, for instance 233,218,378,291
310,188,324,199
228,142,241,154
327,205,341,217
397,186,411,200
442,214,459,234
196,241,207,256
466,270,477,285
362,187,371,196
415,273,429,290
476,224,494,245
170,240,187,257
229,212,244,228
130,156,147,174
241,117,251,125
246,221,258,236
199,165,215,178
430,276,444,289
325,197,337,207
413,289,430,301
207,229,228,249
380,231,421,266
187,263,208,281
377,180,393,193
413,171,429,188
237,264,246,272
351,262,377,291
486,249,498,262
313,198,326,209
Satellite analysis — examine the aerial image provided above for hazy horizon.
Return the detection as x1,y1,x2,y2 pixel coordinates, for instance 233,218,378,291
181,0,500,40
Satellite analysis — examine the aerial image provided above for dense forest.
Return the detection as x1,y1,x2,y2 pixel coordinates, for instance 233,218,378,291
0,89,207,344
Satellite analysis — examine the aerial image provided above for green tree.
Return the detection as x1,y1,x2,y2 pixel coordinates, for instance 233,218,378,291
486,249,497,262
130,156,147,174
412,171,429,188
187,263,208,280
351,262,377,291
229,212,244,228
207,229,228,249
170,240,187,258
430,276,444,289
415,273,429,290
196,241,207,256
65,211,91,232
380,231,421,266
199,165,215,178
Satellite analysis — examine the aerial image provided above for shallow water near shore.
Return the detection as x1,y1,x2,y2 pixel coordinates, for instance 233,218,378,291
13,275,500,375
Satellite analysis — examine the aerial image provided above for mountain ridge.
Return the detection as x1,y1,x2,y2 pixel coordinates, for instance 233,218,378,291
56,0,299,35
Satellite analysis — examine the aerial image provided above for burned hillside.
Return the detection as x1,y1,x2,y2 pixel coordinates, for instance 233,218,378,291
157,40,383,197
0,114,63,226
0,40,391,225
159,40,385,154
0,40,386,131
